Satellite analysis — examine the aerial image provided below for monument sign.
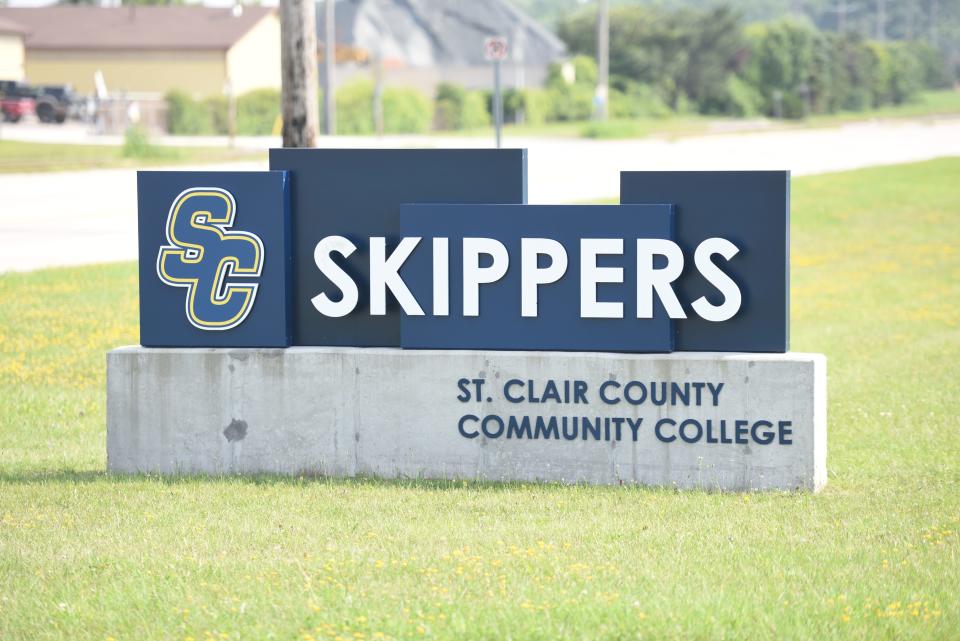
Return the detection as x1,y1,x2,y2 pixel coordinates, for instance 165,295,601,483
108,150,826,491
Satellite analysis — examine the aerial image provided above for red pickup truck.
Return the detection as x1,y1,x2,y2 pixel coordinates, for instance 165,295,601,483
0,82,36,123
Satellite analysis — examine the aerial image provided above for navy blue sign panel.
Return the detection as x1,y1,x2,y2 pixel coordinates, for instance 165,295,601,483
620,171,789,352
400,204,675,352
269,148,527,347
137,171,292,347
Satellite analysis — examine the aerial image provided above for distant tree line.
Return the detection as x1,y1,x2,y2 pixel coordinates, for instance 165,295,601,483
163,2,957,134
517,0,960,50
556,5,955,119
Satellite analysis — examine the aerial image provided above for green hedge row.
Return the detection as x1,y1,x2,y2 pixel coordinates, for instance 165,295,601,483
164,73,672,136
166,27,950,136
737,21,948,118
557,5,954,120
166,89,282,136
166,83,439,136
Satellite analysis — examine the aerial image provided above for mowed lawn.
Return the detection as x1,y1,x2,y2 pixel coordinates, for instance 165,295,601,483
0,140,260,174
0,160,958,641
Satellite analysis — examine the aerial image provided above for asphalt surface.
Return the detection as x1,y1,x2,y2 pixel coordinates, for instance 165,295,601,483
2,117,959,272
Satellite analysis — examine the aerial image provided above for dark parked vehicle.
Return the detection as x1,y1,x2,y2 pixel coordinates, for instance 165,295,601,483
0,81,35,123
34,85,78,123
0,81,79,124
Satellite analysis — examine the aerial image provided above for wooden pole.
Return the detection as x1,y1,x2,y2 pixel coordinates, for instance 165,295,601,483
279,0,319,148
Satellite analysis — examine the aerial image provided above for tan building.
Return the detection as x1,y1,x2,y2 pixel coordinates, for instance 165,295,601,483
0,6,280,97
0,16,26,81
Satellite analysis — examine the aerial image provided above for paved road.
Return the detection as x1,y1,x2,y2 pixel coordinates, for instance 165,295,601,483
2,117,959,272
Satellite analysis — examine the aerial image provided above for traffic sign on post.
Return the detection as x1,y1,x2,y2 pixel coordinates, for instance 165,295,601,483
483,36,508,61
484,37,508,149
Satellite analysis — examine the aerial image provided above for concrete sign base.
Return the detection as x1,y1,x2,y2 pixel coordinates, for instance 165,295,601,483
107,347,826,492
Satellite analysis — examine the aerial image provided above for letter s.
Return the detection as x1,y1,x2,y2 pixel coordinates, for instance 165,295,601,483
312,236,359,317
691,238,742,322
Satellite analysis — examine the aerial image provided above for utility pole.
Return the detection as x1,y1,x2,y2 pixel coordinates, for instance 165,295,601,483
595,0,609,120
906,0,915,40
875,0,885,40
323,0,336,135
837,0,847,33
279,0,319,147
929,0,939,45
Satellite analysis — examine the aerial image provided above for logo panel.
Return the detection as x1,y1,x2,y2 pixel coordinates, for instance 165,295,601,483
156,187,264,331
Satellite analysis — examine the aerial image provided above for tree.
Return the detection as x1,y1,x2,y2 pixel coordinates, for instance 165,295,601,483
557,5,747,113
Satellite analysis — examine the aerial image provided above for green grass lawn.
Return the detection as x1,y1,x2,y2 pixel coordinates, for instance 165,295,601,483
0,140,260,173
1,159,958,640
452,89,960,140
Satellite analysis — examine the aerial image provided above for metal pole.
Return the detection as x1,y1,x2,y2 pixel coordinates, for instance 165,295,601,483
493,58,503,148
595,0,609,120
323,0,336,135
279,0,319,147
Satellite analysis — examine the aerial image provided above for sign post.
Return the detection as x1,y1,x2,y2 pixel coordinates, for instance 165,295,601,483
484,36,508,149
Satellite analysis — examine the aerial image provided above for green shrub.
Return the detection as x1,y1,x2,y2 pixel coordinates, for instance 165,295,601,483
237,88,281,135
502,88,525,123
908,41,954,88
461,91,491,129
546,55,597,88
674,91,695,115
383,86,432,134
335,78,375,134
205,95,229,135
545,84,594,121
121,126,179,159
336,81,432,134
435,83,489,130
700,75,764,118
885,43,923,105
165,90,215,135
840,87,873,111
580,119,651,139
609,83,672,119
520,89,550,125
741,21,938,118
434,83,465,130
723,76,764,117
543,54,600,121
497,88,553,125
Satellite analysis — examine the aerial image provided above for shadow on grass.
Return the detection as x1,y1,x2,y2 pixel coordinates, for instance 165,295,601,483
0,468,739,496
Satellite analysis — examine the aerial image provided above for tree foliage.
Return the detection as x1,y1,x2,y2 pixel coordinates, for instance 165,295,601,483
558,6,746,111
557,4,953,120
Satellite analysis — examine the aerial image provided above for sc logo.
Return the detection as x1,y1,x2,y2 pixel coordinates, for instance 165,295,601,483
156,187,264,331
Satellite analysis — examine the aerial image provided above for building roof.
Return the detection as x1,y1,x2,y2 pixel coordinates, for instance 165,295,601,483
0,16,26,37
0,6,275,51
318,0,566,68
